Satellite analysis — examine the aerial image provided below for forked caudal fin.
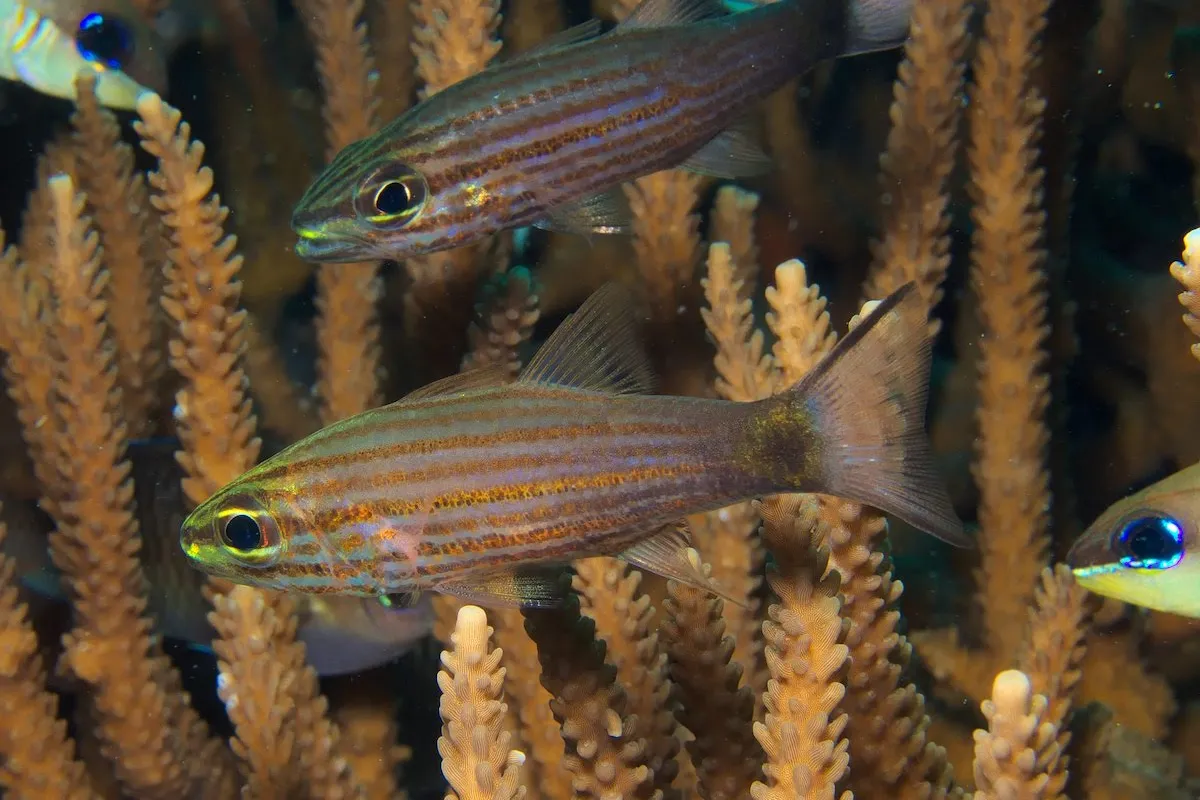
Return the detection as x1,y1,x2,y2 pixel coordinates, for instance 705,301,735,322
742,282,969,547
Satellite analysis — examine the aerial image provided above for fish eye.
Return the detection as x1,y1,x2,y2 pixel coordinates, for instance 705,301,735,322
355,167,428,225
214,496,282,567
221,513,263,552
374,181,413,215
77,13,135,69
1115,514,1185,570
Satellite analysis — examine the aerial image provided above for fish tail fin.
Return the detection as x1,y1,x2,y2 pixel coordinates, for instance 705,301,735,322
842,0,913,56
742,283,969,547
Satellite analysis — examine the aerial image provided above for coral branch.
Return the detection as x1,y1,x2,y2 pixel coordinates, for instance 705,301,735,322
660,554,760,800
42,173,222,797
972,670,1059,799
0,509,95,800
70,73,162,434
523,587,653,800
438,605,527,800
752,495,850,800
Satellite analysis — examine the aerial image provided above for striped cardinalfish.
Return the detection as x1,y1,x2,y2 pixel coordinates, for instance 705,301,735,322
180,283,968,607
0,0,164,109
290,0,914,262
1068,463,1200,618
6,440,432,675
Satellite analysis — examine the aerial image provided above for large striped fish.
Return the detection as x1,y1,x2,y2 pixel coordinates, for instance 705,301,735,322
0,0,165,108
290,0,913,262
180,283,968,607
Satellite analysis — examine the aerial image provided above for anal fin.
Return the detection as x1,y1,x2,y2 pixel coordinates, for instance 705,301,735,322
618,523,746,608
435,565,570,609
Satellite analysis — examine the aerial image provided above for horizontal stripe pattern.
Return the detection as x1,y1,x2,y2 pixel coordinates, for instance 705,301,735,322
293,0,850,258
235,385,771,593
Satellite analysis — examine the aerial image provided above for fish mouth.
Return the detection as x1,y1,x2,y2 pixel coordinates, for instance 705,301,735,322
293,234,367,263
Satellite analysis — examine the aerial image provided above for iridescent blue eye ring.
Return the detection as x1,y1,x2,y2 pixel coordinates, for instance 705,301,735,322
1116,515,1184,570
76,13,134,69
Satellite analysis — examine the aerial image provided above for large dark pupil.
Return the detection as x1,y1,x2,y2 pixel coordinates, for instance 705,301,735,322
1122,518,1182,564
77,13,134,69
224,514,262,551
375,182,412,214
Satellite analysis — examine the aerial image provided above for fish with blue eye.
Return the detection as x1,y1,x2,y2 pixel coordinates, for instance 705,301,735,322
1067,463,1199,618
0,0,167,109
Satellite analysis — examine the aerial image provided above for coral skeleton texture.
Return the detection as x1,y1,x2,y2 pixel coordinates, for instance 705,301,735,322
0,0,1194,798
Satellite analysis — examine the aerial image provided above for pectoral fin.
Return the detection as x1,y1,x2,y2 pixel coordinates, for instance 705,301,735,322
535,189,633,236
679,122,773,178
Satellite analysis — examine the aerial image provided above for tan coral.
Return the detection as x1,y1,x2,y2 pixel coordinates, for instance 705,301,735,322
660,552,760,800
972,670,1059,800
1169,227,1200,362
523,589,654,800
863,0,971,332
70,73,162,434
574,558,681,799
438,605,527,800
0,508,95,800
752,495,850,800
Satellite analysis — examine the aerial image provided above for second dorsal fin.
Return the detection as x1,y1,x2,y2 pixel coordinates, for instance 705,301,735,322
616,0,725,29
518,284,655,394
403,364,511,401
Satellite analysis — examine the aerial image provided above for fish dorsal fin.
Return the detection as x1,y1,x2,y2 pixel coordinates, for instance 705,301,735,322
518,284,655,394
435,565,570,609
502,20,606,64
617,0,725,29
403,364,510,400
680,120,773,178
617,524,746,608
535,189,633,236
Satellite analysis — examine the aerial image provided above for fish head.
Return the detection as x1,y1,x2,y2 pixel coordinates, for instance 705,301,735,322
1068,465,1200,618
179,427,421,594
35,0,168,105
179,480,295,588
292,110,499,262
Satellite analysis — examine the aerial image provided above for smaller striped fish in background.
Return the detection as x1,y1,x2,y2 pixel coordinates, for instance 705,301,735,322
290,0,915,262
180,282,969,608
0,0,165,108
6,439,432,676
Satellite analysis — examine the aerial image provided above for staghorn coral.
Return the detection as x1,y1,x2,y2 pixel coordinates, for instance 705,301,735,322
438,605,526,800
0,0,1196,797
0,505,94,799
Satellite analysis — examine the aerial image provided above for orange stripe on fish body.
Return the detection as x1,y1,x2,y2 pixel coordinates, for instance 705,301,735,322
180,282,967,608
